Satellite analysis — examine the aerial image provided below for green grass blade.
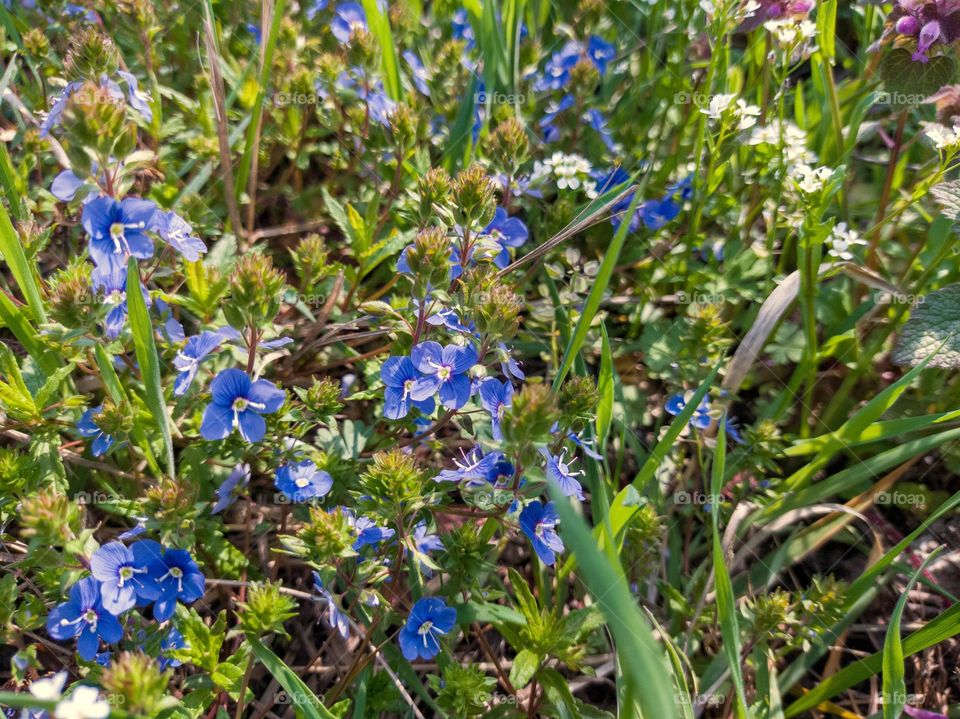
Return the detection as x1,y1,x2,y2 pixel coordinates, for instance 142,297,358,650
0,188,45,323
247,636,337,719
547,488,681,718
362,0,402,101
710,426,748,718
126,258,174,478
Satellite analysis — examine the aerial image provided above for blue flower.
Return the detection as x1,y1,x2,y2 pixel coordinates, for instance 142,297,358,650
155,298,186,343
409,341,478,410
46,577,123,661
307,0,329,20
50,167,99,203
539,448,585,500
451,9,475,48
312,572,350,639
77,406,115,456
82,196,158,269
519,500,564,566
403,50,431,96
381,356,436,419
413,521,444,555
158,627,186,671
398,597,457,661
587,36,616,74
246,22,262,44
200,368,285,443
89,541,157,615
585,109,617,152
539,94,575,142
479,208,528,268
331,3,366,43
351,515,395,550
40,81,83,137
479,378,513,440
275,459,334,503
116,70,153,123
534,40,581,91
665,393,712,431
91,263,143,339
212,463,250,514
137,541,206,622
419,302,476,334
154,210,207,262
435,446,502,485
174,329,234,396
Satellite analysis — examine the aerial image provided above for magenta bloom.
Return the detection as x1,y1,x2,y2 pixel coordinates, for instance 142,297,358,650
889,0,960,62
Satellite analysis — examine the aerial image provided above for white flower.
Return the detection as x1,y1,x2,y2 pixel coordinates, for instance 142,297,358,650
825,222,867,261
543,152,593,194
746,120,816,166
54,687,109,719
924,122,960,150
702,93,736,121
764,19,817,46
792,164,833,194
30,672,67,702
736,99,761,130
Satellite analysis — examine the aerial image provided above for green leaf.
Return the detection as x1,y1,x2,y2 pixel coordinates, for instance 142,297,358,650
454,601,526,626
0,189,45,323
930,180,960,220
879,49,956,105
892,283,960,367
126,258,175,477
247,636,337,719
507,648,540,689
596,322,614,448
361,0,402,101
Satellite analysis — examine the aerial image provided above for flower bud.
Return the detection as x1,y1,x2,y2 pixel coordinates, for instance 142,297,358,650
23,28,49,61
558,375,600,429
226,253,287,329
94,399,133,438
49,260,95,329
290,234,331,289
20,489,82,546
389,103,417,150
485,118,529,174
418,167,451,224
237,581,298,637
346,26,379,70
474,284,521,340
358,449,426,510
303,377,344,416
63,27,120,81
144,478,199,525
405,227,453,292
452,164,495,229
570,58,601,96
101,652,171,716
296,506,357,563
500,383,560,447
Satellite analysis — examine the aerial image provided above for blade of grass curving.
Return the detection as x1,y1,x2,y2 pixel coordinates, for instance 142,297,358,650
552,188,644,389
247,636,337,719
0,191,45,322
126,258,174,478
546,487,680,718
362,0,402,101
0,138,23,222
596,322,615,450
883,549,942,719
710,425,748,718
784,409,960,456
234,0,288,205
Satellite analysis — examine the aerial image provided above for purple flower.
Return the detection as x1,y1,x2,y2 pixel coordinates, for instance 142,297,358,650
137,541,206,622
46,577,123,661
82,196,158,269
200,368,285,443
331,2,366,43
77,406,115,456
50,168,98,203
39,81,83,137
381,356,436,419
539,448,585,500
351,515,396,550
275,459,334,503
435,446,502,485
479,378,513,440
89,541,156,615
519,500,564,566
410,341,478,409
212,463,250,514
534,40,581,92
398,597,456,660
154,210,207,262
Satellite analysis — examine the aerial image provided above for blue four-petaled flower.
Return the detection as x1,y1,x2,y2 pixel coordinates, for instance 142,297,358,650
275,459,334,503
46,577,123,661
409,341,478,410
200,368,285,443
398,597,457,661
519,500,565,566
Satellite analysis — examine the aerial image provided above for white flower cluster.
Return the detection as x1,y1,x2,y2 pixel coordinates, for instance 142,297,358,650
701,93,761,131
824,222,866,261
923,122,960,151
764,19,817,47
533,152,594,193
27,672,110,719
791,164,834,194
746,120,816,167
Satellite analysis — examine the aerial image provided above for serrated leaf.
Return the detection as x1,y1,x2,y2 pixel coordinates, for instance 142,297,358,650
930,180,960,221
879,48,955,104
892,283,960,367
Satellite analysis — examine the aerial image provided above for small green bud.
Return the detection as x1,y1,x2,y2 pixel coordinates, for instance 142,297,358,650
144,478,199,525
429,664,496,717
227,253,287,329
501,383,560,447
63,27,120,81
485,118,529,174
346,26,379,69
304,377,344,416
238,581,298,637
49,259,94,328
358,449,426,510
20,490,82,546
404,227,452,293
418,168,452,224
452,164,495,230
474,284,521,341
317,52,346,90
558,375,600,429
290,234,331,289
299,506,357,563
94,398,133,438
101,652,172,716
389,103,417,151
569,58,600,96
62,80,129,167
23,29,49,60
